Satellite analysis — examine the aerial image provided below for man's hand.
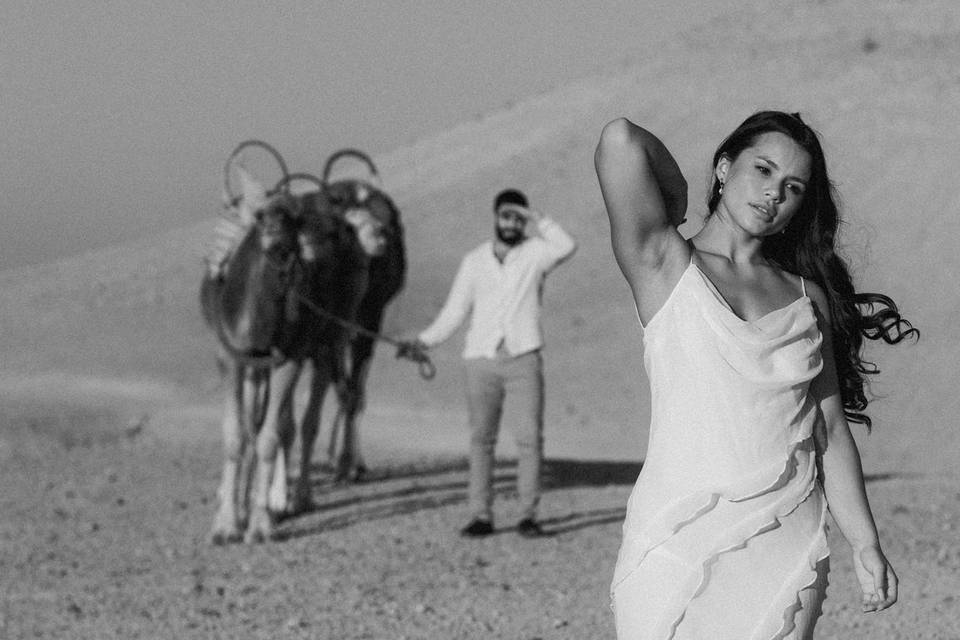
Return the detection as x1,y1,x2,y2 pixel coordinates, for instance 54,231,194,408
519,206,544,225
396,338,428,360
501,206,543,236
395,338,436,379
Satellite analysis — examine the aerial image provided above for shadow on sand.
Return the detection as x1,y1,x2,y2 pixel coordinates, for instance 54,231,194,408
275,457,642,541
275,460,915,541
863,471,919,483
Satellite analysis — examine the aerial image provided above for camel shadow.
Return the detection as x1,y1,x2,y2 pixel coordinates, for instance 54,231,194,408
275,461,920,541
275,457,642,541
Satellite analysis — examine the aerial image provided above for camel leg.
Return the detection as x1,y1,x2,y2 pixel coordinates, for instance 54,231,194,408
324,405,342,470
245,361,299,543
335,349,373,483
267,373,298,515
267,445,287,514
210,366,246,544
324,346,352,471
291,356,333,512
237,367,262,527
237,425,255,530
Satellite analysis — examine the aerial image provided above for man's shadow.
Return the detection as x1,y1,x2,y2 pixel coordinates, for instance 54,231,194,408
276,456,914,541
275,457,642,541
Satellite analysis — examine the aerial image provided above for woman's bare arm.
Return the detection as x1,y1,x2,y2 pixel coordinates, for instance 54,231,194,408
808,283,899,613
594,118,690,323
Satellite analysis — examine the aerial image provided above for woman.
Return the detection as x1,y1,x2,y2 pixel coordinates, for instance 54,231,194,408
595,111,916,639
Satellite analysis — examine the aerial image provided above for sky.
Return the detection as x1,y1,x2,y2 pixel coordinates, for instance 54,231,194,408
1,1,729,271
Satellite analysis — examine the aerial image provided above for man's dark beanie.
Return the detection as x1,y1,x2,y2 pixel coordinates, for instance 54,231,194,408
494,189,528,211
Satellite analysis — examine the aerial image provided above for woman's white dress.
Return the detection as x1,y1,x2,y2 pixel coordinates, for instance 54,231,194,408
612,261,830,640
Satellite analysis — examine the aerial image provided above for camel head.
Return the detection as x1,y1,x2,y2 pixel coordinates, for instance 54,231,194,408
255,193,303,254
213,191,305,356
344,207,388,258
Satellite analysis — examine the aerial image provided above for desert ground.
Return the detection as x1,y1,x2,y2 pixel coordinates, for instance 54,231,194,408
2,1,959,638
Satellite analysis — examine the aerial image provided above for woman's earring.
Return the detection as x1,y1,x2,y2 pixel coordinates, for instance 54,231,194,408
718,181,724,195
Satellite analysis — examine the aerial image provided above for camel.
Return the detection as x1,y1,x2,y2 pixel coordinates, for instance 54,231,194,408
201,142,407,543
317,149,407,482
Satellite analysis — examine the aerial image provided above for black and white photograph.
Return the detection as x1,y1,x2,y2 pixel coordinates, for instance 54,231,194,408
1,1,957,638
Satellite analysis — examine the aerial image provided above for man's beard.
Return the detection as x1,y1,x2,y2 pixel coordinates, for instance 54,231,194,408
496,227,524,246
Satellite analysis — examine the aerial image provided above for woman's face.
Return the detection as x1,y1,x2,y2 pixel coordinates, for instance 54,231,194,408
714,132,812,237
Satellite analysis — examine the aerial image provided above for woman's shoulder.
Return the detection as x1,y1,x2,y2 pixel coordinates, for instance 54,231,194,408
765,262,819,296
778,269,829,320
799,277,825,299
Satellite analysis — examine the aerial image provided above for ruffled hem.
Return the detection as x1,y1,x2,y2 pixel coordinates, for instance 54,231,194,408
611,433,813,594
761,505,829,640
657,461,819,639
611,438,826,639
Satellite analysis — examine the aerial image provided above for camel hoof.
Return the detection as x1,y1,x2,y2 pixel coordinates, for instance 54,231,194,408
210,510,242,545
354,464,368,482
344,464,368,484
334,460,368,484
244,529,268,544
210,528,242,546
244,508,275,543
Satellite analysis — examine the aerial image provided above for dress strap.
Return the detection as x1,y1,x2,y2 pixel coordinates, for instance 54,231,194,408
800,275,807,297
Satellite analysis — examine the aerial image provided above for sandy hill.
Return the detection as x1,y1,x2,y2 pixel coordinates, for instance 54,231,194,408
2,0,957,476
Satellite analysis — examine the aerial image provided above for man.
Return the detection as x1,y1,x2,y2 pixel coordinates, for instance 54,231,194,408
412,189,576,537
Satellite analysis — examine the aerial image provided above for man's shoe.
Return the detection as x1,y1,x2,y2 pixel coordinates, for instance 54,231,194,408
460,519,494,537
516,518,544,538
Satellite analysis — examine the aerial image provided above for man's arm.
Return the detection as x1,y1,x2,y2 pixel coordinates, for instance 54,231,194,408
522,208,577,268
417,255,474,347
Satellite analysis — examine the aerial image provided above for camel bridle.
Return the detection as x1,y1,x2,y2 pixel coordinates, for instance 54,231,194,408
217,141,436,380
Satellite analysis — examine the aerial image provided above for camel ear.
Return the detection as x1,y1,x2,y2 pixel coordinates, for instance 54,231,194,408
235,165,268,225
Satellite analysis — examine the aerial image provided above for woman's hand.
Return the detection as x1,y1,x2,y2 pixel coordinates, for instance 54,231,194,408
853,544,898,612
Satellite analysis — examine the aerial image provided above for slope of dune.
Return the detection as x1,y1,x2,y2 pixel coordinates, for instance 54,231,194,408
2,2,959,637
2,0,955,471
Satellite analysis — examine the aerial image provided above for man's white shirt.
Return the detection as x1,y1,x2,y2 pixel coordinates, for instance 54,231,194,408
419,217,576,359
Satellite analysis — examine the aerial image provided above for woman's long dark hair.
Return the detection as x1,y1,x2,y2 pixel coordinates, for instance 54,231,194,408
706,111,918,428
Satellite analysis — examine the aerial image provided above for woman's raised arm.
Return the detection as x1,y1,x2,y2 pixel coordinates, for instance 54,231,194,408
594,118,690,322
